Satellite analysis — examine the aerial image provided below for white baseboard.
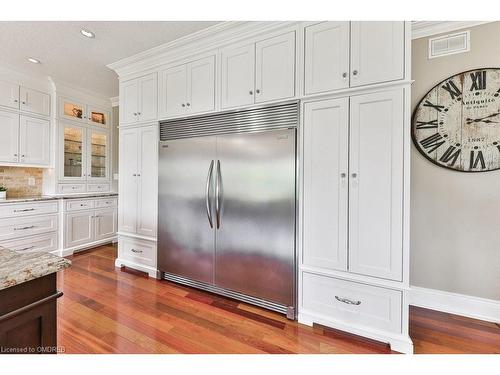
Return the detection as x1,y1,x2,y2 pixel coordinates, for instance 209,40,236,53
410,286,500,324
60,237,117,257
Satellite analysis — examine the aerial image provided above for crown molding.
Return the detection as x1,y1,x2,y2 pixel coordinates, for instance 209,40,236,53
412,21,493,40
107,21,300,78
51,78,112,108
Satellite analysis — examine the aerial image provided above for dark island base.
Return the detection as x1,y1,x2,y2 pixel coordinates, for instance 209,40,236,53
0,273,62,354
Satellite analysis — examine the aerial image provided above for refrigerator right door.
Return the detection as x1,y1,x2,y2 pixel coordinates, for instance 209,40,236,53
214,129,296,307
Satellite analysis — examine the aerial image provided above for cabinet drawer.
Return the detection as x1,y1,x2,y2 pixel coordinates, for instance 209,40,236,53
87,183,110,192
65,199,94,212
0,214,58,241
58,184,86,194
119,237,156,268
301,272,402,334
0,201,58,219
1,232,58,253
94,198,117,209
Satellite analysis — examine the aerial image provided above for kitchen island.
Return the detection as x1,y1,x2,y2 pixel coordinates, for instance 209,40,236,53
0,246,70,354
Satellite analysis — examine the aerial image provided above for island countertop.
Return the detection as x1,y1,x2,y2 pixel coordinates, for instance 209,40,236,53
0,246,71,291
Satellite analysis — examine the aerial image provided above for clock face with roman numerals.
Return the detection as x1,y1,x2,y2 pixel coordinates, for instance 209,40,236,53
412,68,500,172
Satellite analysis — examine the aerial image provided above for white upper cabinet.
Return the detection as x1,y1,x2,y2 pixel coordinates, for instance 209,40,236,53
350,22,405,87
0,111,20,163
20,87,50,116
137,73,158,122
221,44,255,109
255,32,296,103
59,97,110,127
303,98,349,271
0,81,19,109
304,22,350,95
187,56,216,114
19,115,50,165
159,65,186,118
159,56,215,119
348,89,403,281
120,73,158,125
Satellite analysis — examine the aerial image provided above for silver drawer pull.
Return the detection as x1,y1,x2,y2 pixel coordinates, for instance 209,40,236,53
130,248,142,254
14,225,36,231
17,246,35,252
335,296,362,305
14,208,35,212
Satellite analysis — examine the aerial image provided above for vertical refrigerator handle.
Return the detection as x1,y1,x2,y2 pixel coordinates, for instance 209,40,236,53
215,160,221,229
205,160,214,228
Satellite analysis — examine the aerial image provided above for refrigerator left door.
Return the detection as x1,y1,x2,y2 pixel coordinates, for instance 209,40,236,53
158,136,217,284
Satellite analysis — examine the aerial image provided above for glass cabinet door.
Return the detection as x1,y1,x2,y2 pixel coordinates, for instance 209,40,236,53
61,97,86,123
62,125,86,179
88,106,110,128
88,130,108,180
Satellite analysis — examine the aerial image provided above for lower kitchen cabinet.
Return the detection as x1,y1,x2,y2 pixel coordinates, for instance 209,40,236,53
94,209,117,241
116,235,157,278
65,211,94,248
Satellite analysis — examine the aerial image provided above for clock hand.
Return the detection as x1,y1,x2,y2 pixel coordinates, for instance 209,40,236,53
466,112,500,123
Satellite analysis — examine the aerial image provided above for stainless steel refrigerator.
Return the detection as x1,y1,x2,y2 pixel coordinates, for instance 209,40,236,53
158,102,297,318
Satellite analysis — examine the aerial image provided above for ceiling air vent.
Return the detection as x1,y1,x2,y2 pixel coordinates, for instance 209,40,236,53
428,30,470,59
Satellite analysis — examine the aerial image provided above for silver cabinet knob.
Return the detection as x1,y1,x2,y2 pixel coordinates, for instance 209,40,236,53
181,104,185,107
353,70,358,76
351,173,358,178
22,101,26,105
342,72,347,79
14,99,18,103
137,112,141,115
186,103,190,107
340,173,346,178
249,90,253,95
256,89,261,94
133,112,137,116
137,173,141,177
132,173,137,176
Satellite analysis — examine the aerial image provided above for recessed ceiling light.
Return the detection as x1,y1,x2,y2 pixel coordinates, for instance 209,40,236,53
27,57,41,64
80,29,95,38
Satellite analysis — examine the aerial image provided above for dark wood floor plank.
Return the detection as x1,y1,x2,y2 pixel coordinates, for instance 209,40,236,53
55,244,500,354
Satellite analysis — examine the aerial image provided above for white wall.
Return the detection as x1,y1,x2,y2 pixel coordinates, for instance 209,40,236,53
411,22,500,300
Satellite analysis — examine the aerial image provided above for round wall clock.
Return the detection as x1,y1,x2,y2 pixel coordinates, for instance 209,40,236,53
412,68,500,172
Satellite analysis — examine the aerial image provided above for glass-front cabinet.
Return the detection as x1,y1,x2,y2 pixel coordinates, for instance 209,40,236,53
88,105,110,128
60,123,109,182
59,97,110,128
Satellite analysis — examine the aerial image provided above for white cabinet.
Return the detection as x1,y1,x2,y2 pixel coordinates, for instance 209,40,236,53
350,22,404,87
255,32,296,103
221,32,296,109
303,89,403,281
19,115,51,165
94,209,117,240
0,110,50,166
303,21,405,95
65,211,94,248
159,56,215,118
303,98,349,271
120,73,158,125
59,97,111,128
348,89,403,280
221,44,255,109
0,80,50,116
0,110,20,163
117,235,157,277
304,22,350,95
20,87,50,116
118,125,157,239
0,80,19,109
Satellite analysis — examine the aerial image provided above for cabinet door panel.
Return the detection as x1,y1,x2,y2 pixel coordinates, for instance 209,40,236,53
350,22,404,87
159,65,187,118
118,128,138,234
187,56,215,114
137,126,157,237
65,212,94,248
221,44,255,109
255,32,296,103
19,116,50,166
94,209,117,241
120,80,138,124
59,97,86,123
304,22,350,95
0,111,19,163
138,73,158,122
60,124,86,181
87,128,109,181
87,105,110,128
348,89,403,280
20,87,50,116
0,81,19,109
303,98,349,271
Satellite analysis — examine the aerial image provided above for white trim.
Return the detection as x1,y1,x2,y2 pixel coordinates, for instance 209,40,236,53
410,286,500,324
115,257,158,278
411,21,492,40
59,237,117,257
110,96,119,107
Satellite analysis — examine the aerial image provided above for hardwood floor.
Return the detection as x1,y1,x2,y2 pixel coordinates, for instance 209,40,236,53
56,244,500,354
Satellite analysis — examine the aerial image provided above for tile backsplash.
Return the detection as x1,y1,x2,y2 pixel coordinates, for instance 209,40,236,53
0,167,43,198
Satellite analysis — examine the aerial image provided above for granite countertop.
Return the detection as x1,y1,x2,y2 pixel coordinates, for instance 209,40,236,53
0,246,71,291
0,193,118,204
